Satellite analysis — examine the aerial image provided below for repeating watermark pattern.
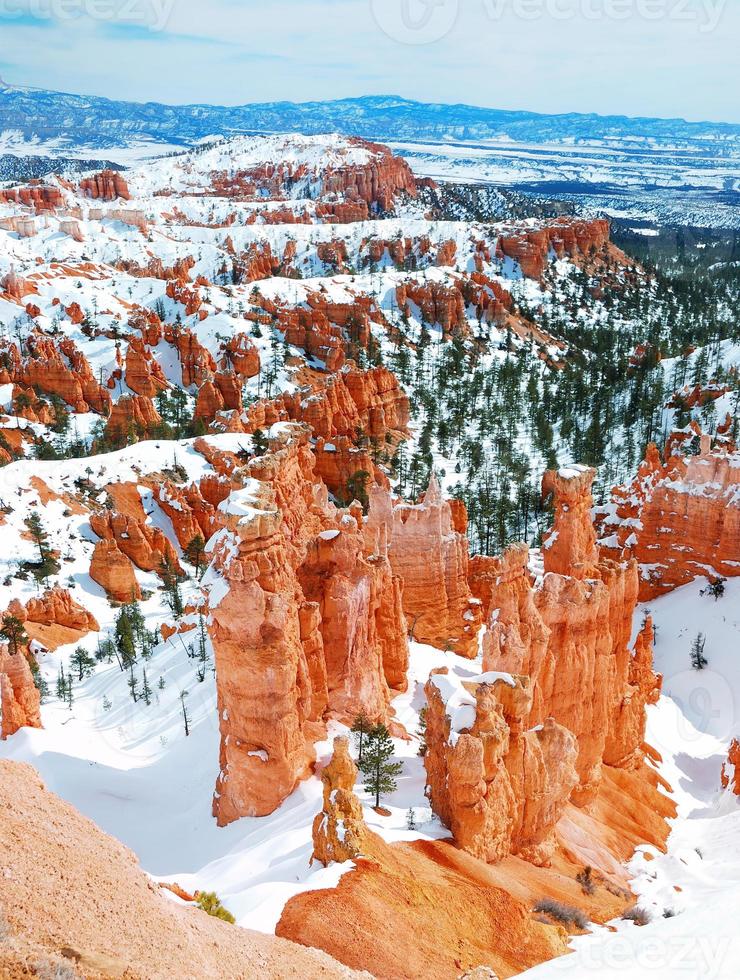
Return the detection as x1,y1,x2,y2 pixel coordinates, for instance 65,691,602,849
550,935,731,976
0,0,175,31
372,0,727,43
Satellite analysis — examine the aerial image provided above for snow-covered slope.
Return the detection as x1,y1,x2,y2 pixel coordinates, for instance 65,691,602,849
523,577,740,979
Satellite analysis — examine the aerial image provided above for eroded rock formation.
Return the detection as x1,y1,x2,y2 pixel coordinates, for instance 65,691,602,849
365,473,482,658
597,437,740,599
312,737,367,866
206,425,409,823
90,539,142,603
0,646,42,739
424,669,578,865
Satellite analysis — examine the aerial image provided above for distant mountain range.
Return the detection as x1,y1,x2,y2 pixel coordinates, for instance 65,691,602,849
1,81,739,157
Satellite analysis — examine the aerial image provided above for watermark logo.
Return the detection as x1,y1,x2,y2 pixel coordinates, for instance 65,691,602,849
0,0,175,33
663,667,735,742
370,0,728,43
370,0,460,44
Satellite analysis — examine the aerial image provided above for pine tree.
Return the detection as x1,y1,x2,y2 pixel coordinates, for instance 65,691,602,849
128,665,139,703
185,534,206,577
115,608,137,668
56,665,67,701
160,556,184,619
24,511,49,563
690,633,708,670
141,669,153,707
252,428,269,456
351,713,372,764
359,724,403,808
70,646,96,682
180,689,191,737
0,614,28,657
196,613,210,683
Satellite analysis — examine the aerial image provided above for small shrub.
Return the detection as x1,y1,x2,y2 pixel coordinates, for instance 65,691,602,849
576,865,595,895
622,905,652,926
196,890,235,924
533,898,588,930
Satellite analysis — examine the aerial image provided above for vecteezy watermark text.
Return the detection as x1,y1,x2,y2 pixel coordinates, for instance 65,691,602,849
371,0,728,44
0,0,175,32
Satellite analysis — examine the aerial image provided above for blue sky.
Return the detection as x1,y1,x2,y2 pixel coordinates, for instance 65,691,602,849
0,0,737,122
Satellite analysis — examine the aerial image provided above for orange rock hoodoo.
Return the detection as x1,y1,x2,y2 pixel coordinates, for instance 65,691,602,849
0,646,42,740
365,474,483,658
721,739,740,796
90,539,142,604
15,587,100,636
90,510,183,576
241,365,409,444
424,671,578,866
0,334,111,415
208,425,408,824
597,437,740,599
79,169,131,202
311,737,367,866
426,466,660,864
104,394,162,445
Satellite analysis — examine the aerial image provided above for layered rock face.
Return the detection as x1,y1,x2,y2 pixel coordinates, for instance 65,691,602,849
312,737,367,866
497,218,611,279
207,425,408,824
424,670,578,865
0,646,42,739
365,474,483,658
597,437,740,599
79,169,131,201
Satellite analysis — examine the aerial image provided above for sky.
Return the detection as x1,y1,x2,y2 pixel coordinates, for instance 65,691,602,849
0,0,737,123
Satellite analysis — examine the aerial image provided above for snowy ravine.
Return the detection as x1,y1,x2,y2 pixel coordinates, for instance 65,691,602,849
523,577,740,980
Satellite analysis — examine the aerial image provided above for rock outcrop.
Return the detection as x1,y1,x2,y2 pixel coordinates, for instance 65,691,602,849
104,394,162,445
90,539,141,603
425,668,578,865
90,510,183,575
0,647,42,739
207,425,408,824
426,466,659,864
597,437,740,599
16,587,99,636
721,739,740,795
498,218,611,279
80,169,130,201
366,474,483,658
312,737,367,866
473,469,654,807
0,760,363,979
